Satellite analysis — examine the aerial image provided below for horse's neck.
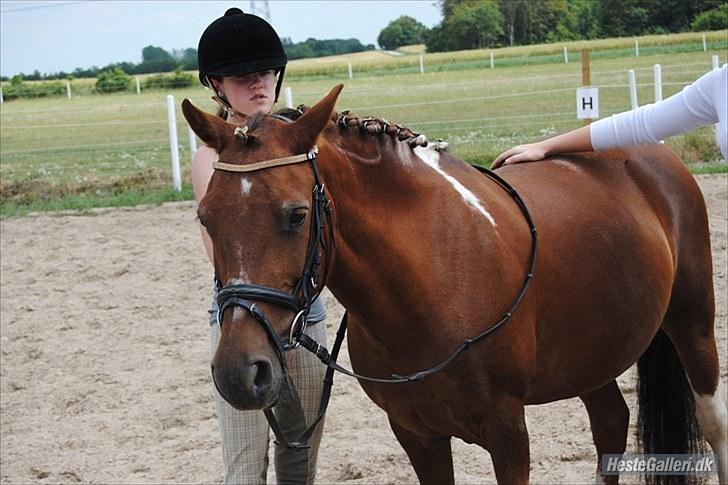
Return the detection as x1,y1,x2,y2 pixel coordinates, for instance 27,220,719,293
318,136,523,328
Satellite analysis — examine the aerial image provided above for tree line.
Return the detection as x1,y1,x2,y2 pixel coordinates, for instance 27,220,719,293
282,37,375,59
378,0,728,51
2,37,374,82
2,46,198,82
4,1,724,82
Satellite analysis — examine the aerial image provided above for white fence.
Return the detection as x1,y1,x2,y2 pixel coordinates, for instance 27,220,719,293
1,58,722,192
2,34,717,105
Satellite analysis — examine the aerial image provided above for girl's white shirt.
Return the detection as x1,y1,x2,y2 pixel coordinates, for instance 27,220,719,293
590,64,727,158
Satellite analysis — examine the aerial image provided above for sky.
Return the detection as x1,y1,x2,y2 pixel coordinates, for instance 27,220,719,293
0,0,443,77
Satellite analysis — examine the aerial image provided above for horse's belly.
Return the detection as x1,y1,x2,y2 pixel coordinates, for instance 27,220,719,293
524,203,675,402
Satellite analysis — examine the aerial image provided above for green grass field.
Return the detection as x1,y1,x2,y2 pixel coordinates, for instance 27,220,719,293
1,31,726,217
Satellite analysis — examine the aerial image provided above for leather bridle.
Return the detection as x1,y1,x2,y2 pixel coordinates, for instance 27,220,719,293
211,142,538,450
212,145,336,449
214,146,334,351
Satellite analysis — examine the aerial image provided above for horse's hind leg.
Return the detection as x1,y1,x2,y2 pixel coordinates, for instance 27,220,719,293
663,321,727,483
388,418,455,485
693,380,728,484
660,237,726,483
580,380,629,485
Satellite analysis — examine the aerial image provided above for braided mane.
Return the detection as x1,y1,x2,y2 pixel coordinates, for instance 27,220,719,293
273,105,435,150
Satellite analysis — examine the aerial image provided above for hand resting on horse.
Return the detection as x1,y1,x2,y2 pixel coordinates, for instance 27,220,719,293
492,64,727,169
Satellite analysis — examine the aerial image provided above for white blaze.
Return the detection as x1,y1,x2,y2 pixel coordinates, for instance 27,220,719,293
232,251,250,285
413,145,496,227
241,177,253,196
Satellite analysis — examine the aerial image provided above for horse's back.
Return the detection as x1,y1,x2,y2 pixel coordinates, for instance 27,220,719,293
496,144,713,402
500,144,709,269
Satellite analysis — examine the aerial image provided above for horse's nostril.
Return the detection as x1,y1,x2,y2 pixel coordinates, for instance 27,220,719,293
212,357,277,409
251,360,273,398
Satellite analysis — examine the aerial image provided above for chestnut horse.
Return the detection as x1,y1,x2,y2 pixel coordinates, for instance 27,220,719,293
183,85,726,484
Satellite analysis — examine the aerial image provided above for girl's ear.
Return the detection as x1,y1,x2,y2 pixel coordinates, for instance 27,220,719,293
181,99,233,152
291,84,343,153
210,78,224,97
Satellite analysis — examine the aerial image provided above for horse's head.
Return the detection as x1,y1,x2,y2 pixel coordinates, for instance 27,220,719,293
183,85,343,410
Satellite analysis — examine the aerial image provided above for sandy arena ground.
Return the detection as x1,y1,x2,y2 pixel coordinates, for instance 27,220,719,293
1,174,726,484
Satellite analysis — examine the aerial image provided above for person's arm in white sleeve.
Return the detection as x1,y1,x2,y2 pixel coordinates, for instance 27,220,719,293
590,65,724,151
493,65,727,168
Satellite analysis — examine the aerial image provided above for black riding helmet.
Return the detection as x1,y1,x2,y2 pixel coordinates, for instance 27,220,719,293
198,7,287,102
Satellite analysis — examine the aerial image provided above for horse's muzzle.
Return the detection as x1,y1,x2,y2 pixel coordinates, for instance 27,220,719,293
211,355,281,410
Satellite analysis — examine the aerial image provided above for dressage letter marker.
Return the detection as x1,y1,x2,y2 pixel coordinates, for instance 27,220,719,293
576,87,599,120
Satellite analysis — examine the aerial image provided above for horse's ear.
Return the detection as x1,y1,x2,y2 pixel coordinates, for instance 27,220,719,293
292,84,343,152
181,99,231,152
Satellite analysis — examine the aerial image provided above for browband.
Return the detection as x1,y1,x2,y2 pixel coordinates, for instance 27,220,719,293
213,147,318,173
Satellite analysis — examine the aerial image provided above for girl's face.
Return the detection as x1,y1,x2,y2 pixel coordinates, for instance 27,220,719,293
213,70,277,116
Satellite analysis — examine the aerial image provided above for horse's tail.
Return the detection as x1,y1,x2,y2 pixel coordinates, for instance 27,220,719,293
637,329,704,485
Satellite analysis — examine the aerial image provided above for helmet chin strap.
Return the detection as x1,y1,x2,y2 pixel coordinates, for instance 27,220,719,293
205,75,248,121
274,67,285,103
211,94,249,122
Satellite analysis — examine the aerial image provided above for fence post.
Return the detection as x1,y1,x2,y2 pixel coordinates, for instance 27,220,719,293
653,64,662,102
166,95,182,192
136,76,141,95
628,69,638,109
66,81,72,99
188,125,197,162
348,61,353,80
710,54,720,146
284,86,293,108
582,49,591,126
635,39,639,57
419,55,424,74
563,46,568,64
703,32,707,52
490,51,494,69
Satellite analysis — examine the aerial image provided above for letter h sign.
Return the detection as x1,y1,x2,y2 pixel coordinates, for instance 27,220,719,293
576,87,599,119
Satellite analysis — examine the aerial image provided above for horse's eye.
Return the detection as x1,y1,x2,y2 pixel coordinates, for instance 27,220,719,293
289,210,307,228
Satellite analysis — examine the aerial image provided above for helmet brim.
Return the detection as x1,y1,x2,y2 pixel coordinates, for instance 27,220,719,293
205,57,287,78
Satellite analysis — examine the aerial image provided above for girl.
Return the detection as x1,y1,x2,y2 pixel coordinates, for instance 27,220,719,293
191,8,327,484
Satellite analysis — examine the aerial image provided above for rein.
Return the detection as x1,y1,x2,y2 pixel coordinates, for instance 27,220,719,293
212,141,537,449
298,164,538,384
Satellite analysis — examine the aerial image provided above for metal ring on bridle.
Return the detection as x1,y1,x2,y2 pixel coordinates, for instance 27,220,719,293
285,310,308,349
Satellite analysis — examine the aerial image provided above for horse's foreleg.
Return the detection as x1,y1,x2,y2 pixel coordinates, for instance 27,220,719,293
388,418,454,485
580,380,630,485
482,399,530,485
